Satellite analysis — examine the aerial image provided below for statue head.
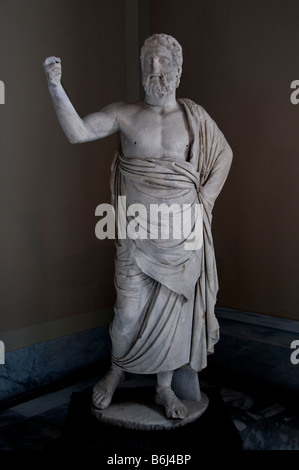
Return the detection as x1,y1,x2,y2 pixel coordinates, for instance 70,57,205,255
140,33,183,99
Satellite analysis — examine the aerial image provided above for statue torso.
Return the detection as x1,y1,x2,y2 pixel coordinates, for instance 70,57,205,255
118,101,191,161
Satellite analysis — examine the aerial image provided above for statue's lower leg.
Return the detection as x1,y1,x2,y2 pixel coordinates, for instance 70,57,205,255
155,370,188,419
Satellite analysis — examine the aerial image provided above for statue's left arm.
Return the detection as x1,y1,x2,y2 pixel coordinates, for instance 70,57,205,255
199,107,233,211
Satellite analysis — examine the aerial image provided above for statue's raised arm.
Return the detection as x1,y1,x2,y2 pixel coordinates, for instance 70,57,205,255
43,56,119,144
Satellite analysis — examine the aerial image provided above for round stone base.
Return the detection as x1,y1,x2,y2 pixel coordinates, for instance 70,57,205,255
91,393,209,430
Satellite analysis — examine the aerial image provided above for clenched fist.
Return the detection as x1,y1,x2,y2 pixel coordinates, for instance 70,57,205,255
43,56,62,87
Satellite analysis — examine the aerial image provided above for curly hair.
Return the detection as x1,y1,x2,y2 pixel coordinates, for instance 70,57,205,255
140,33,183,70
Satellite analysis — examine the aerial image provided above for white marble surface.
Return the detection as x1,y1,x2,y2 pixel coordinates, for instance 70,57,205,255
91,394,209,430
43,33,233,420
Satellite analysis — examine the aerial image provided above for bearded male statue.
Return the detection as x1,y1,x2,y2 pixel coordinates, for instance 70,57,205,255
43,34,232,420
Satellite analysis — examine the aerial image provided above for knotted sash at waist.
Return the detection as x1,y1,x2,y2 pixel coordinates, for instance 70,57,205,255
118,153,199,192
112,153,202,300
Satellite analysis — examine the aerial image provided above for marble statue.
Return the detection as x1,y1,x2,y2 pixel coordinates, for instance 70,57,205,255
43,33,232,421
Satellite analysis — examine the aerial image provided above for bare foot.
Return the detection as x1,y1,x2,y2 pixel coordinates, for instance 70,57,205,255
92,368,124,410
155,386,188,419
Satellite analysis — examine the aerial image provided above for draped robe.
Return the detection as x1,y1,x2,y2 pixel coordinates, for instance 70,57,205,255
109,98,232,374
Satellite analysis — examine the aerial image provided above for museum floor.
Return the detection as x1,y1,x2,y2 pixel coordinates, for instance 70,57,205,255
0,369,298,453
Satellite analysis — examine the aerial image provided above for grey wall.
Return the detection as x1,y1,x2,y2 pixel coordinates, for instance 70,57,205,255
0,0,126,348
1,0,299,355
149,0,299,321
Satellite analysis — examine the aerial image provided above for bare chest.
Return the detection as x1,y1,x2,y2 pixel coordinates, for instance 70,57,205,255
120,106,191,160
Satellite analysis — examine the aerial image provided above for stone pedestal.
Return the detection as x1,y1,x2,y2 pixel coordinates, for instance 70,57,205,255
90,371,206,430
62,383,243,458
91,394,208,431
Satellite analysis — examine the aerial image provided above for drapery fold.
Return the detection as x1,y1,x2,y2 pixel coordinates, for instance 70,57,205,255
109,99,232,373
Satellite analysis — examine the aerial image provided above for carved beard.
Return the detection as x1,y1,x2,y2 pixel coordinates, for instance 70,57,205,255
143,72,177,99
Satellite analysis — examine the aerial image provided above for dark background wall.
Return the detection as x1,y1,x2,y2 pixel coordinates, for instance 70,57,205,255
149,0,299,320
1,0,298,352
0,0,125,345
